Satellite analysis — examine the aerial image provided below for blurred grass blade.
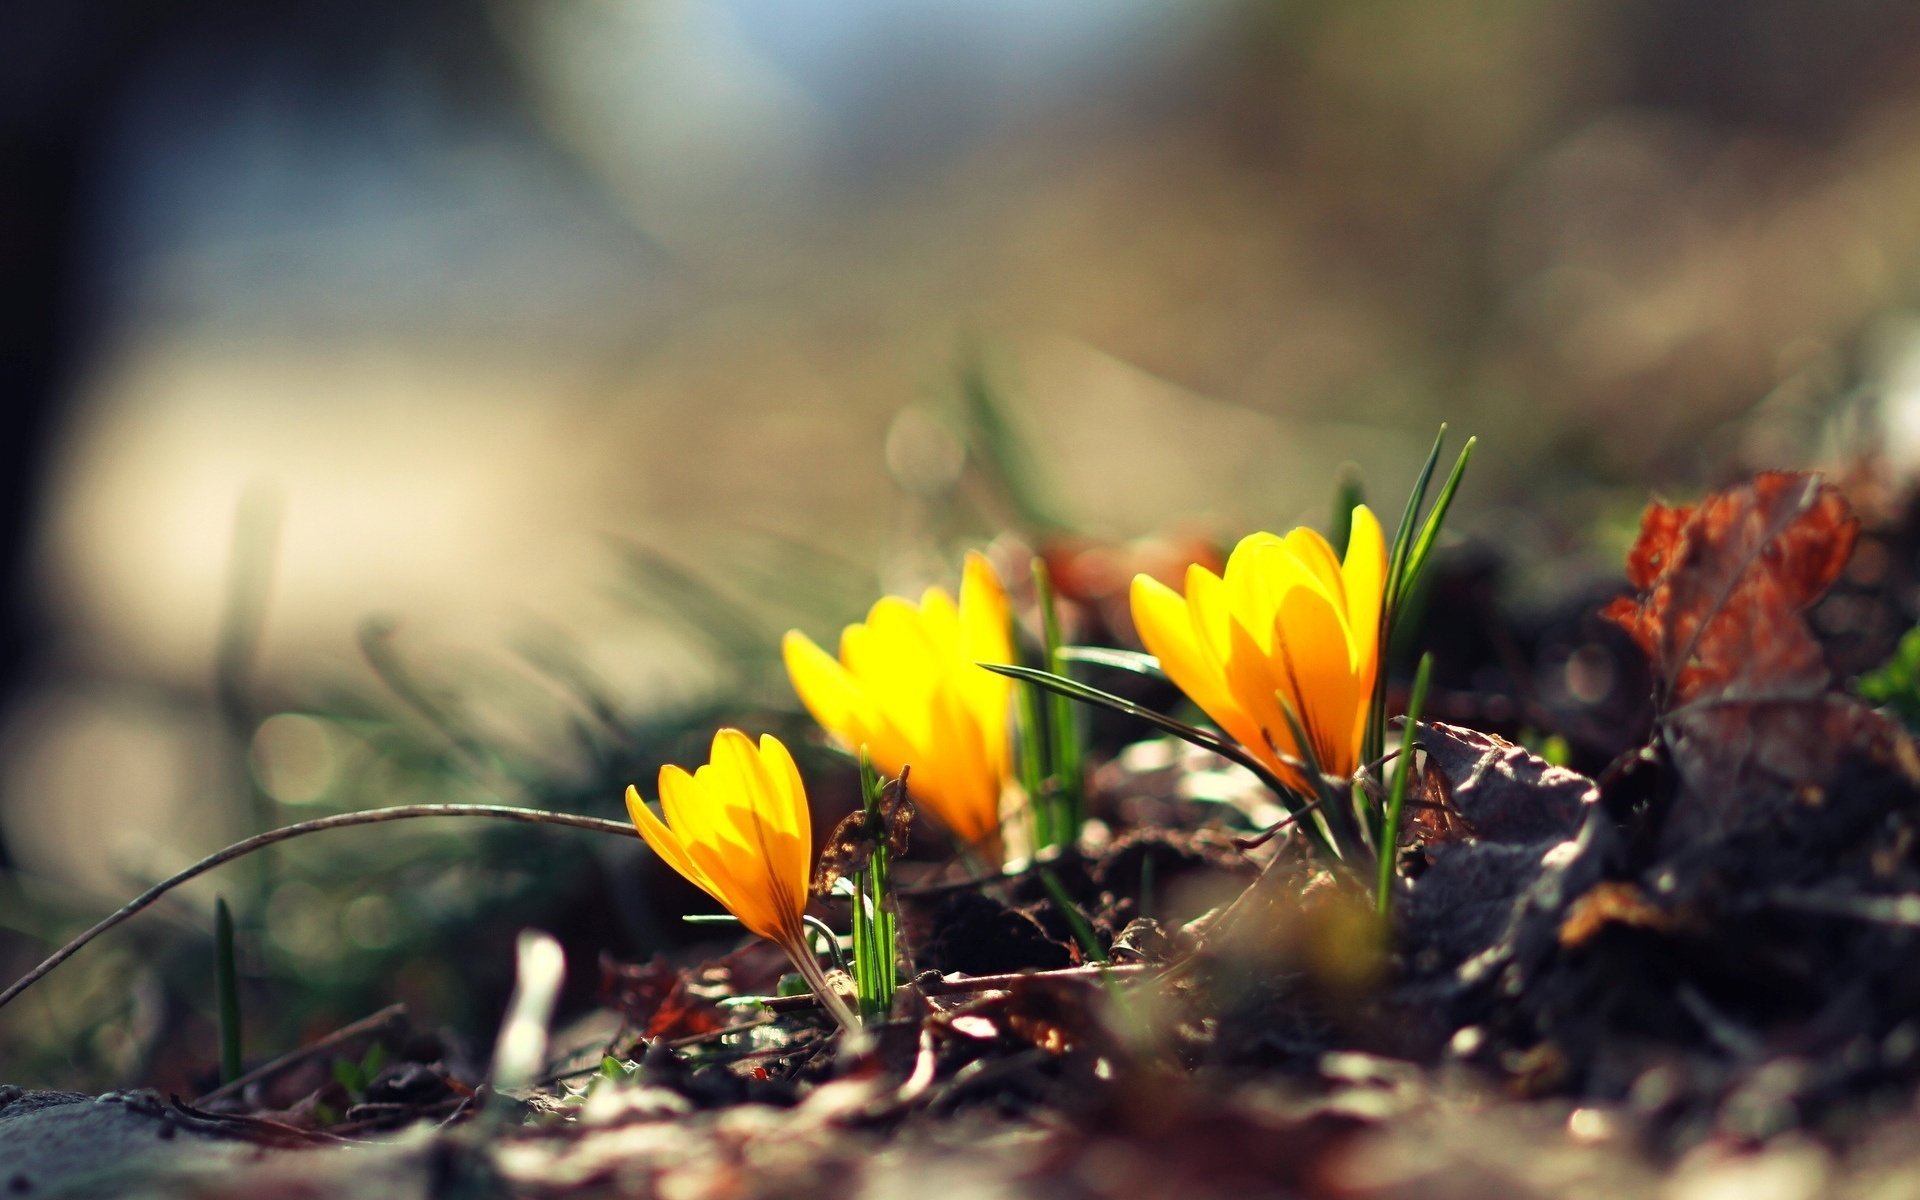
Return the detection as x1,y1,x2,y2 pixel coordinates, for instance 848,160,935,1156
957,344,1068,533
214,896,242,1084
1375,654,1433,917
1034,559,1085,849
1038,869,1107,964
609,539,773,667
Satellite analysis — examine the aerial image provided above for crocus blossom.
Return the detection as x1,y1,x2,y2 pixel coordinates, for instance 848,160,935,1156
1129,507,1386,790
782,552,1015,856
626,729,859,1031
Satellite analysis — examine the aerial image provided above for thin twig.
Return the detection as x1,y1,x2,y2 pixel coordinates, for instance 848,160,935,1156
0,805,638,1013
195,1003,410,1105
751,962,1155,1012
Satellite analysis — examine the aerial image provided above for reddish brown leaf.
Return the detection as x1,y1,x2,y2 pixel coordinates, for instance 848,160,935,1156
598,953,726,1041
1558,881,1669,948
1605,472,1919,844
1604,471,1857,708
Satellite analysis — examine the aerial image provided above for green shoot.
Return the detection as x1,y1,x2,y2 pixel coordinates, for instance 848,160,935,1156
956,345,1068,534
1037,869,1108,965
981,661,1334,859
1364,428,1475,767
1856,624,1920,729
1010,606,1054,852
1033,558,1086,851
214,896,243,1084
1374,653,1433,916
850,748,898,1021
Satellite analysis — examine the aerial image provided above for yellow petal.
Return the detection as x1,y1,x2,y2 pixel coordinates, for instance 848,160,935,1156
1270,582,1366,776
756,733,813,912
1283,527,1348,613
919,686,999,845
1182,566,1277,766
630,780,723,905
1341,505,1386,677
1222,615,1303,783
917,585,962,652
785,628,918,778
1130,573,1242,742
784,630,877,747
841,601,942,749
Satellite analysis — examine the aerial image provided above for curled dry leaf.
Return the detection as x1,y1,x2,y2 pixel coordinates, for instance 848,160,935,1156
1410,722,1597,849
811,769,915,895
1604,471,1914,843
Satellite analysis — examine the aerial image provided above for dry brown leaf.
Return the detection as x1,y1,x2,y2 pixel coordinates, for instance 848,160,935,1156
1603,471,1856,709
1409,722,1596,848
811,769,915,895
1557,881,1670,948
1604,472,1913,843
598,953,727,1041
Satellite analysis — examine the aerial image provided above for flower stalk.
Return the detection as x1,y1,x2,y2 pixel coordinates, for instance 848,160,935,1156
626,729,861,1034
850,749,899,1020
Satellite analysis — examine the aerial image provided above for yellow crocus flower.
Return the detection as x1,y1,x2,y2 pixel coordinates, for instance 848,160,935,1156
625,729,858,1031
782,552,1015,856
1129,507,1387,790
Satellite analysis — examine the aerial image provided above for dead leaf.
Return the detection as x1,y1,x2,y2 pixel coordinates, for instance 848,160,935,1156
1603,471,1856,709
1409,722,1597,848
812,768,915,894
1603,472,1912,843
598,954,726,1042
1558,881,1669,948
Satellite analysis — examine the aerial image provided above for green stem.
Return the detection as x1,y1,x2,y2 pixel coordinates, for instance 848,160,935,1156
784,935,863,1035
1375,654,1434,917
1033,559,1084,849
214,896,243,1083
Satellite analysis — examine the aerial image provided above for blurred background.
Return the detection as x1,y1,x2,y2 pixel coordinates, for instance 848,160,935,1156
5,0,1920,1089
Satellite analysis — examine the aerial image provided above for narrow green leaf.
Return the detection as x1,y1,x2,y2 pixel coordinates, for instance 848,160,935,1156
1038,869,1108,964
1034,559,1085,850
1272,692,1359,860
803,914,849,974
983,661,1335,858
1008,612,1053,851
984,664,1275,787
1399,437,1476,610
1386,425,1448,615
214,896,242,1085
1375,654,1433,917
